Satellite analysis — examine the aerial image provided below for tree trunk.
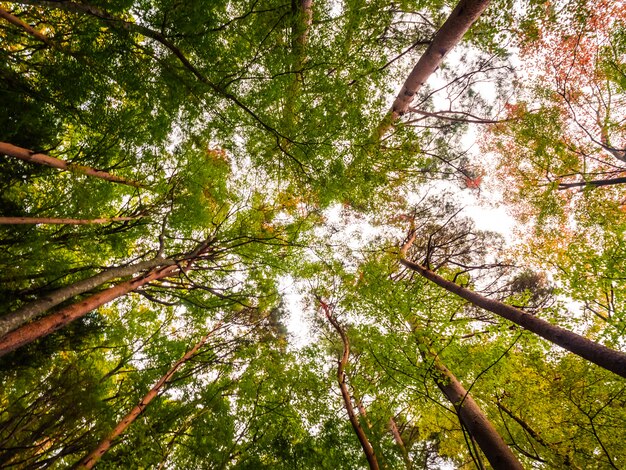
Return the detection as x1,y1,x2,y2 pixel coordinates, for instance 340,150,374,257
0,6,57,48
74,322,223,469
0,216,138,225
293,0,313,58
401,259,626,378
0,142,144,188
376,0,491,138
0,257,174,337
320,301,380,470
389,417,413,470
558,176,626,189
0,265,179,357
283,0,313,130
419,344,524,470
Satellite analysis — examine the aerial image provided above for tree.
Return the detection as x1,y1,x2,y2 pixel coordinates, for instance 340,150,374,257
401,256,626,378
0,141,145,187
0,262,183,356
2,0,626,467
75,321,224,469
0,255,173,337
319,299,381,470
415,339,523,470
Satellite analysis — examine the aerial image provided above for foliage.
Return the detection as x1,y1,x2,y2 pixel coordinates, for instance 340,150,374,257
0,0,625,468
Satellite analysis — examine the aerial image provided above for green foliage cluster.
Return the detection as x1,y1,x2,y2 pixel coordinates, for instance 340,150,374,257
0,0,625,468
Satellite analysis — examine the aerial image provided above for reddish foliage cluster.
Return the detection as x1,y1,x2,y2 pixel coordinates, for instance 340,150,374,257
464,174,483,189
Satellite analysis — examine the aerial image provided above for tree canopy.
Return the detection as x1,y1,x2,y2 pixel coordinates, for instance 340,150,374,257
1,0,625,468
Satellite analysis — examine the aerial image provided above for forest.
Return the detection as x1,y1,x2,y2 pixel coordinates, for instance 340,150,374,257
0,0,625,468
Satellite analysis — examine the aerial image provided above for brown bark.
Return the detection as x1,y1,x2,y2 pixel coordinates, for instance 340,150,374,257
356,398,373,429
0,142,144,188
376,0,491,138
74,322,223,469
0,265,179,357
320,301,380,470
294,0,313,50
0,6,57,48
401,259,626,379
419,345,524,470
389,417,413,470
558,176,626,189
0,216,137,225
0,257,174,337
283,0,313,128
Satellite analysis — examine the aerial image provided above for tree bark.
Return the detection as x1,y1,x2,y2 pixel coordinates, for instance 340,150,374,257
0,257,174,337
294,0,313,52
388,417,413,470
376,0,491,138
283,0,313,129
558,176,626,189
74,322,223,469
0,216,137,225
0,6,57,48
0,142,144,188
401,259,626,378
0,265,179,357
320,301,380,470
419,344,524,470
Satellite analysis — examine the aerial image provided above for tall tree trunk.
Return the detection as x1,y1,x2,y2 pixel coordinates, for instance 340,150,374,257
418,343,524,470
558,176,626,189
599,120,626,163
0,216,138,225
0,257,174,337
295,0,313,45
376,0,491,138
0,6,58,48
292,0,313,79
0,265,179,357
320,301,380,470
74,322,223,469
388,417,413,470
401,259,626,378
0,142,144,188
283,0,313,131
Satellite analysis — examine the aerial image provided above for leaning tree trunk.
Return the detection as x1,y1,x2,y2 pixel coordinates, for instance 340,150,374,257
0,265,180,357
74,322,223,469
0,142,144,188
376,0,492,138
320,301,380,470
0,256,175,337
0,6,58,48
418,343,524,470
0,216,138,225
558,176,626,189
388,417,413,470
402,259,626,379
